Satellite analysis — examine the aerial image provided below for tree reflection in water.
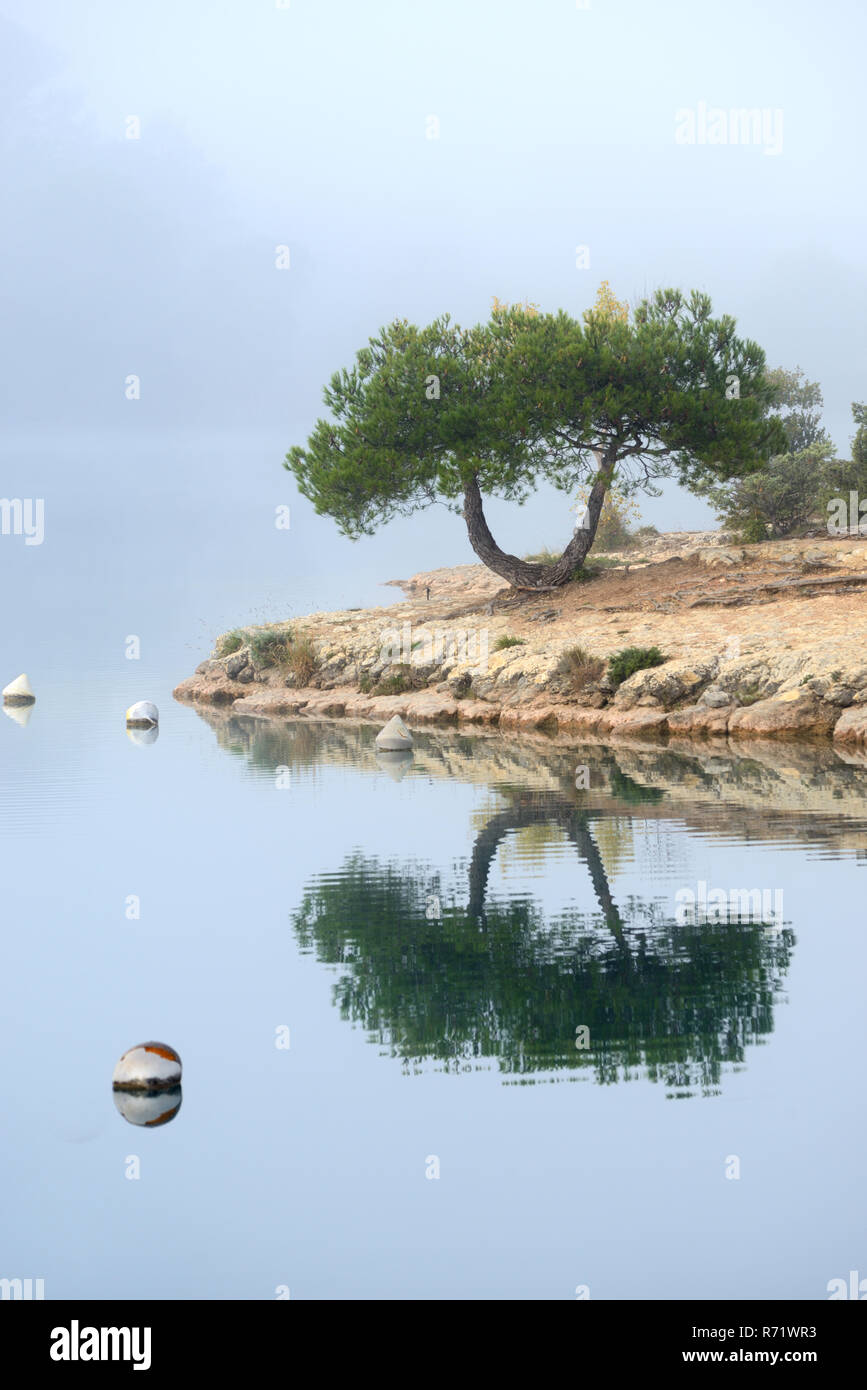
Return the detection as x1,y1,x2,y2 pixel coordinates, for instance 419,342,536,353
292,792,793,1096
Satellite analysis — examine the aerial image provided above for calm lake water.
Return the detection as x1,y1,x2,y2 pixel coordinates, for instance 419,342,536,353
1,435,865,1300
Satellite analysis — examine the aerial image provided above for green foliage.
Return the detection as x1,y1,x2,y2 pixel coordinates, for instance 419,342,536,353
821,404,867,523
217,630,244,656
494,635,526,650
285,289,786,579
608,646,666,688
764,366,830,452
693,440,836,539
688,369,867,539
852,402,867,471
737,515,770,544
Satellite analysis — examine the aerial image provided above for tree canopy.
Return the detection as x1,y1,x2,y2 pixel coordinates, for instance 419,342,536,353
286,286,786,588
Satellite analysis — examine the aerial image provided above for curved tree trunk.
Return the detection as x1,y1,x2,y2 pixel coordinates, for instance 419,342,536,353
467,797,630,957
462,447,617,589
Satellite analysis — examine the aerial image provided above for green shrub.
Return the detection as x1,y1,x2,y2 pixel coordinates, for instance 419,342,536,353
737,515,769,544
217,630,244,656
607,646,666,688
696,442,836,539
494,635,526,650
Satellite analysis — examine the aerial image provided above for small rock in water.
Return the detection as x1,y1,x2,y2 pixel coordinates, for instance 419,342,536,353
112,1042,182,1091
113,1087,182,1128
3,673,35,705
126,700,159,727
375,714,413,750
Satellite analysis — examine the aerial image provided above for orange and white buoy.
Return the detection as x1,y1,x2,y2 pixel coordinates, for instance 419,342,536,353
113,1087,182,1127
112,1041,182,1091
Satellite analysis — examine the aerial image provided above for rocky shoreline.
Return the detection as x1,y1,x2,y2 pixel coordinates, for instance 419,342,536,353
174,532,867,745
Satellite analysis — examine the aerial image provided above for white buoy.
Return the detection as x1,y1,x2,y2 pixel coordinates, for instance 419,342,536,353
126,723,159,747
3,702,33,728
112,1042,182,1091
376,749,414,781
126,700,158,727
3,673,35,705
113,1087,182,1128
375,714,413,751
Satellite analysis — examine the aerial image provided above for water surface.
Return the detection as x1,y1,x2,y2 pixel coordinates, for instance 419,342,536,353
2,693,865,1300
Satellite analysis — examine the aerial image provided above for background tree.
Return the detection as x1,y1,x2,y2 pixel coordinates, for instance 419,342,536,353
696,442,836,541
691,366,840,539
821,402,867,528
764,366,830,452
852,402,867,470
285,288,785,589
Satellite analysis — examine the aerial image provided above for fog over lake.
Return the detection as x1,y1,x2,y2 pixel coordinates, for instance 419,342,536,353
1,0,865,1303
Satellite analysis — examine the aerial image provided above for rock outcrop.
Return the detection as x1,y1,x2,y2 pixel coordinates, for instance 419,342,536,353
174,534,867,745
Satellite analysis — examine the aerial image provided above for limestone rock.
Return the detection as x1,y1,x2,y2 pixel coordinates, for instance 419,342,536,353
699,686,734,709
695,547,744,567
728,692,837,738
833,707,867,743
668,704,732,735
613,660,713,709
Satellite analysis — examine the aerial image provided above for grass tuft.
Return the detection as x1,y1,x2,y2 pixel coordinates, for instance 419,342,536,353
557,645,605,691
217,630,244,657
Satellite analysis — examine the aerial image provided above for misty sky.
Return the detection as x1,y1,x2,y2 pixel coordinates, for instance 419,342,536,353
1,0,865,553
